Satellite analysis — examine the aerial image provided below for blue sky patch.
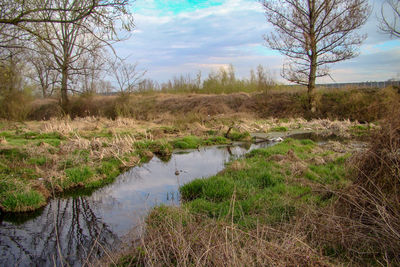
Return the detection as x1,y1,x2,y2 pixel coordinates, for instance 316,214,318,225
137,0,224,14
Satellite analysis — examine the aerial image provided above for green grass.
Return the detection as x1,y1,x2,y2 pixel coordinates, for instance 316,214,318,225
227,131,251,141
1,131,63,147
172,136,202,149
0,132,236,213
203,136,230,145
179,139,347,228
172,135,232,149
270,126,288,132
350,124,372,137
1,190,45,212
305,156,349,185
98,158,121,179
0,177,46,212
28,156,48,166
65,166,94,185
0,148,28,160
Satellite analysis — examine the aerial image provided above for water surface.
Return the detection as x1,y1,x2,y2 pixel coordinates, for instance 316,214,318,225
0,142,273,266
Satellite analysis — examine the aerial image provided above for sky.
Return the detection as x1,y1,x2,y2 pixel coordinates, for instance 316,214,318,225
115,0,400,84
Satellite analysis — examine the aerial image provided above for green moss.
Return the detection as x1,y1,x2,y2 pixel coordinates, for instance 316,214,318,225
307,161,347,184
116,254,144,267
201,177,236,202
0,131,14,138
59,158,75,169
169,135,233,150
85,130,113,138
72,149,90,162
39,139,61,147
248,138,313,159
266,204,296,223
186,198,220,217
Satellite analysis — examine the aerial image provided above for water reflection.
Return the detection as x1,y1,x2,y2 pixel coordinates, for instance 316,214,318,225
0,142,273,266
0,197,119,267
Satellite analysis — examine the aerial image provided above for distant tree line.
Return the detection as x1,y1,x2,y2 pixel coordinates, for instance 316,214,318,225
133,64,276,94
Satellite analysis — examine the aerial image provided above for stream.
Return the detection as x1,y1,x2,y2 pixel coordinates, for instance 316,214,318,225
0,141,276,267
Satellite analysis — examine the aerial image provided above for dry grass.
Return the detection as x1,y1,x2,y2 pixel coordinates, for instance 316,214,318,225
25,88,400,122
311,108,400,266
117,206,332,267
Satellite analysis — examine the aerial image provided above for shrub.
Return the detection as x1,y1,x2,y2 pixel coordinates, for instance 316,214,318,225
0,90,33,120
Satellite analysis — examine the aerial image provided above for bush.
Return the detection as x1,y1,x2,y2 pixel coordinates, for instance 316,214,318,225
0,90,33,120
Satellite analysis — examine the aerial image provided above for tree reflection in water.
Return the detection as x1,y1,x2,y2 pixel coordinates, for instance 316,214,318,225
0,196,120,267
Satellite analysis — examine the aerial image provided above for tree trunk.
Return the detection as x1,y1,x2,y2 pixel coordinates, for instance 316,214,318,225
308,57,317,113
60,66,69,112
42,87,47,98
308,1,317,114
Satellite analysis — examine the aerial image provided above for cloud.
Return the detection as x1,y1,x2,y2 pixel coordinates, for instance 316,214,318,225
115,0,399,83
319,47,400,83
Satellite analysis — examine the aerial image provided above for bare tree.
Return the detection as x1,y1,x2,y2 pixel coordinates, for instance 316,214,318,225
0,0,133,31
75,47,107,94
0,0,133,57
262,0,370,112
256,64,275,90
379,0,400,38
137,79,160,93
31,0,134,111
27,49,59,98
109,58,146,93
0,0,100,25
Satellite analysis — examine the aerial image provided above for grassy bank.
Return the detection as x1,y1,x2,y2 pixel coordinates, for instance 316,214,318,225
0,119,251,213
117,118,400,267
0,116,372,213
117,138,352,266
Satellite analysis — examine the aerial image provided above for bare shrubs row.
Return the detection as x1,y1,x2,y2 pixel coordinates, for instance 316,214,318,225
22,87,400,122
